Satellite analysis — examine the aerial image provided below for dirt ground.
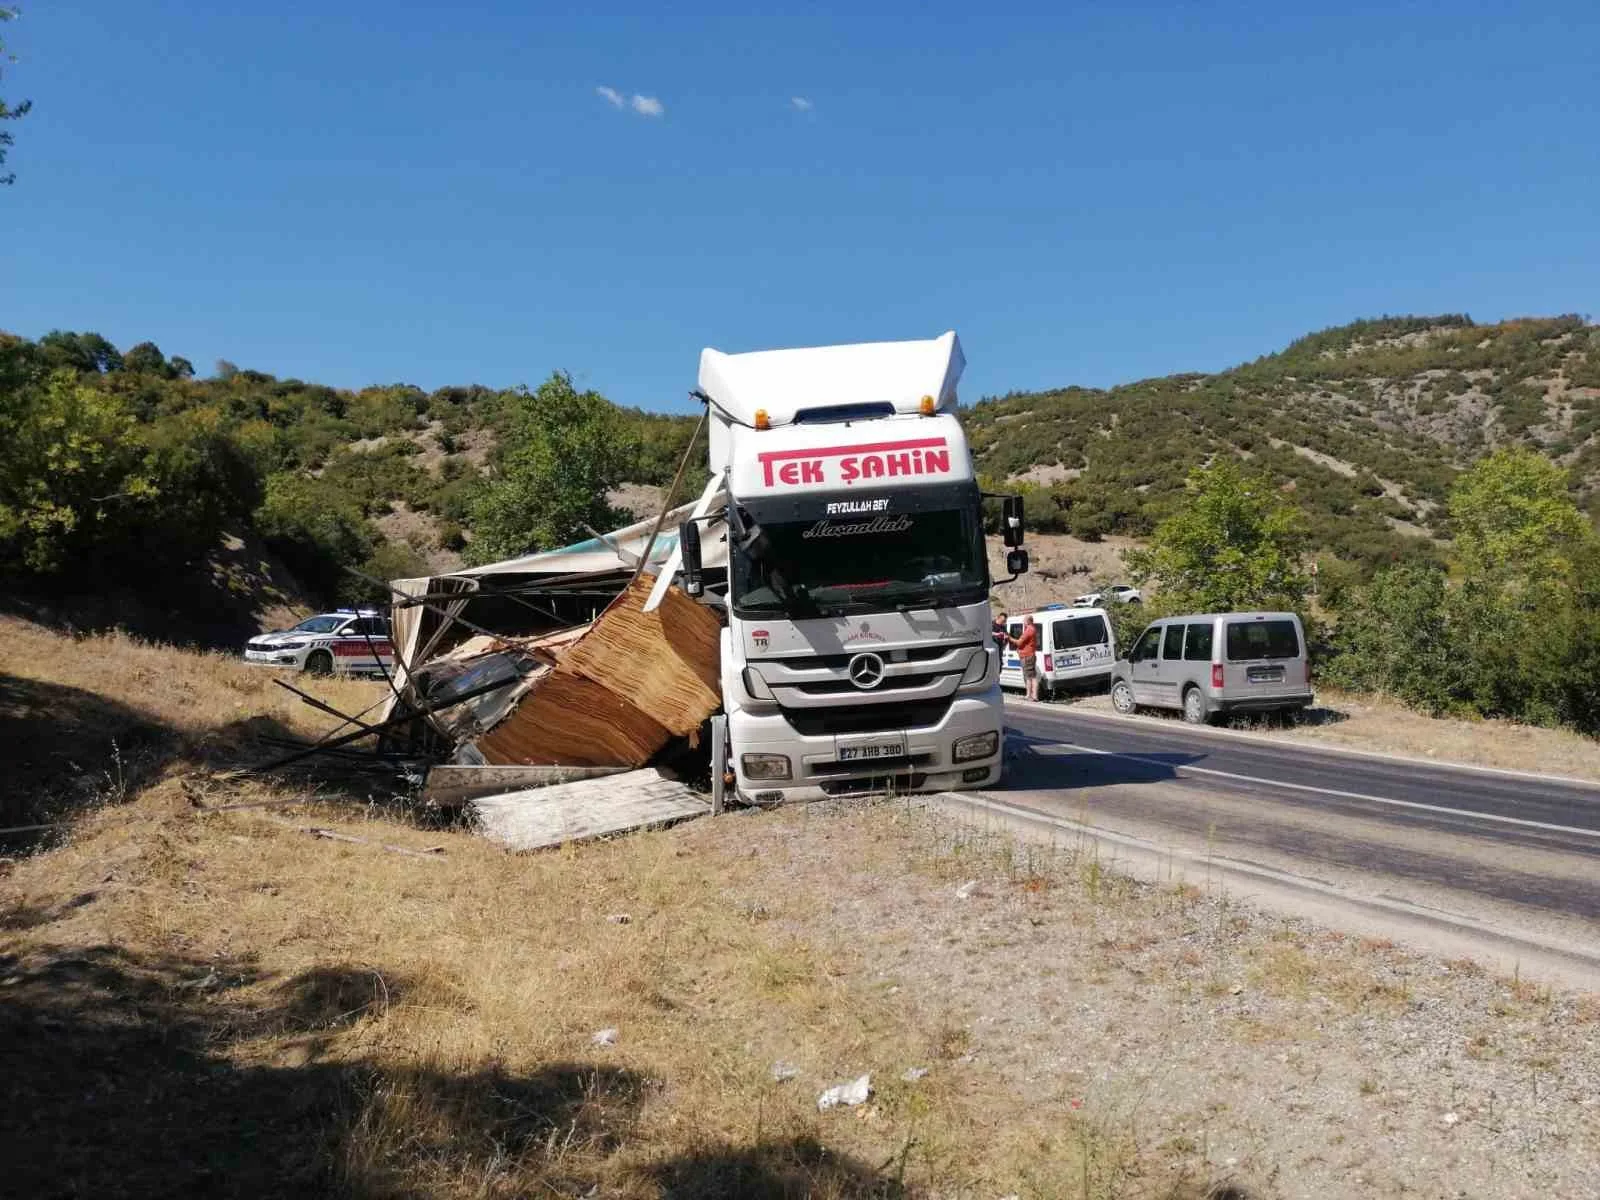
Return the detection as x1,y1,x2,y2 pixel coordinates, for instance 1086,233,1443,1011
988,533,1146,613
5,784,1596,1198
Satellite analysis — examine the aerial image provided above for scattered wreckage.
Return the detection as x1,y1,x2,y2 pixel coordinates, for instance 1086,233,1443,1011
253,331,1027,849
255,497,733,850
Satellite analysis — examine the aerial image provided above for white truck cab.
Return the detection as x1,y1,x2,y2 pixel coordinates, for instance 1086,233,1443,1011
677,332,1026,803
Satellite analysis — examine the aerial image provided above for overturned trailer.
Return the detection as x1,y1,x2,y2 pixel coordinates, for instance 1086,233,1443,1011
381,495,731,777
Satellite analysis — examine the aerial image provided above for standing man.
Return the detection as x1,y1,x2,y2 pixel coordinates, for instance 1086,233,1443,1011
1015,614,1040,702
991,610,1008,647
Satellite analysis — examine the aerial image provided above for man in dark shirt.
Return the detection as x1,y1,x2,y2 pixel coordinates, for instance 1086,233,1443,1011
991,610,1008,647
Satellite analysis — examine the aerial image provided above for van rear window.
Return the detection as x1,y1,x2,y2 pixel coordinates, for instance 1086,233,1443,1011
1052,614,1109,650
1225,619,1300,661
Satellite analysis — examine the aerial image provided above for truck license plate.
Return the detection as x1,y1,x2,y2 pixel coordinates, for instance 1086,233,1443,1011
838,741,904,762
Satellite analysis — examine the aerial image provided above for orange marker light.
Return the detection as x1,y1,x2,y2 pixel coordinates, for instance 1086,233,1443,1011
754,408,770,430
919,394,936,415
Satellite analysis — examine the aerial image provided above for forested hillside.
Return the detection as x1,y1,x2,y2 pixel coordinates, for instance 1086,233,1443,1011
4,315,1596,643
967,315,1600,566
0,332,701,637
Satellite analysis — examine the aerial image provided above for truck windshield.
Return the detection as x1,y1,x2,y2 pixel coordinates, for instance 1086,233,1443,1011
733,508,988,616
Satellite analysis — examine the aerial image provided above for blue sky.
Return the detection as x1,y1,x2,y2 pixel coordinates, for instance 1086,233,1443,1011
5,1,1597,412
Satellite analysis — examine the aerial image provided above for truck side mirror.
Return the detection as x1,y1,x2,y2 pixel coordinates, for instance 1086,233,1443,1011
679,521,704,597
1003,496,1025,548
1006,548,1029,577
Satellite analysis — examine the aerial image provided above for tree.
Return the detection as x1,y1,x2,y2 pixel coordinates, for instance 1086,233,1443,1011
38,330,122,374
1447,449,1592,587
0,6,30,186
1123,460,1309,614
121,341,169,376
467,372,637,564
0,371,157,571
253,473,373,604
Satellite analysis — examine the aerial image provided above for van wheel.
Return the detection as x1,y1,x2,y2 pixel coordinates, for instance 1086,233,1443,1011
1111,680,1137,715
304,649,334,676
1182,686,1210,725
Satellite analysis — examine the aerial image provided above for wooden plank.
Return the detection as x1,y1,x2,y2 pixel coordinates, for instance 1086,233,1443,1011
470,768,712,852
422,764,628,806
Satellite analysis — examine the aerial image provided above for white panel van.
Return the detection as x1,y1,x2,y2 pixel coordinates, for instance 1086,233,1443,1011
1110,611,1312,723
999,604,1117,700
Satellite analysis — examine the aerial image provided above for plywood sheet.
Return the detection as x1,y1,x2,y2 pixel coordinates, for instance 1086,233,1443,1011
561,578,721,736
471,580,721,767
471,768,712,851
422,764,628,806
473,671,670,766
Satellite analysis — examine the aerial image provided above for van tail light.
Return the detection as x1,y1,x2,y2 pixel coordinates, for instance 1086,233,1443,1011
1043,655,1053,674
1211,664,1225,690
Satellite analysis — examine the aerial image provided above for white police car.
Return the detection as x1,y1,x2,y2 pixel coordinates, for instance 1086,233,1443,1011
242,609,396,675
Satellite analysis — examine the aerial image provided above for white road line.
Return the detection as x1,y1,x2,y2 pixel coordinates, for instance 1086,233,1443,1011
1020,738,1600,841
1005,696,1600,790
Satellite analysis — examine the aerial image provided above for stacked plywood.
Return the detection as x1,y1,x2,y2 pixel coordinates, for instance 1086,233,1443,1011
470,578,721,767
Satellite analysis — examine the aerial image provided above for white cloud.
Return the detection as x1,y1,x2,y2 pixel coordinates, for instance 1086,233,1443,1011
631,94,664,117
596,86,625,108
791,96,814,112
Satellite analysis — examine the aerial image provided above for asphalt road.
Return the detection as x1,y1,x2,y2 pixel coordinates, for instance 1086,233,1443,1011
963,700,1600,942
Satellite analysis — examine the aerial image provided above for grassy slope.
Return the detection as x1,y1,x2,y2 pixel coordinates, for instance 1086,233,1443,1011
4,619,1599,1198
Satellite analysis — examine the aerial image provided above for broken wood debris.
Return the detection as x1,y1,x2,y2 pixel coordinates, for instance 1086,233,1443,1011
260,815,446,860
422,764,628,808
470,768,711,852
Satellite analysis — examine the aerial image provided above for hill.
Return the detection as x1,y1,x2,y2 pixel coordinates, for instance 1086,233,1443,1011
965,314,1600,566
5,316,1596,642
0,333,702,640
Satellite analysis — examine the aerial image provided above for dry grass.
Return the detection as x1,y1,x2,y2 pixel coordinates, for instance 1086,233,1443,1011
1070,684,1600,782
1,616,1235,1199
8,617,1597,1198
1279,686,1600,781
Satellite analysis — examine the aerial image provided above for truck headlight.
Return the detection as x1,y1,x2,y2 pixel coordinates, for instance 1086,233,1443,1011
959,647,992,687
741,753,791,781
952,731,999,762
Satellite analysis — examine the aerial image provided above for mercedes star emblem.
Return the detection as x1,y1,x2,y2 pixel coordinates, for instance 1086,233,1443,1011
847,652,886,690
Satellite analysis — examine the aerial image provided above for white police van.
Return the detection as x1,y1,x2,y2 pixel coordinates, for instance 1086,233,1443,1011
998,604,1117,700
242,609,396,676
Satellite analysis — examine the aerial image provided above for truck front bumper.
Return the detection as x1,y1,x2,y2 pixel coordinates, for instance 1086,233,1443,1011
728,688,1004,804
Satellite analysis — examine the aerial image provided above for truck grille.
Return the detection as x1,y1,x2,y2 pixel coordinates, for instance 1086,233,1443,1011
780,698,953,737
766,644,969,672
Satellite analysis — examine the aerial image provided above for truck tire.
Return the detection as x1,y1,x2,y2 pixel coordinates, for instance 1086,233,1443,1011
1111,680,1137,715
305,649,334,676
1182,686,1210,725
